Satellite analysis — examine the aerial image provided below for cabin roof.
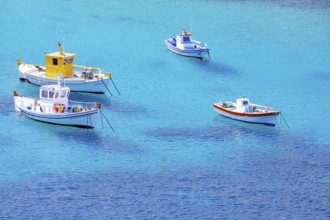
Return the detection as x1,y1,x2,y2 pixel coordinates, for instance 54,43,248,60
41,85,70,91
46,52,76,58
178,32,192,37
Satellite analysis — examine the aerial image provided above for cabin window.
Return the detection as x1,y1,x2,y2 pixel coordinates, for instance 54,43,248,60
60,91,66,98
243,101,249,105
69,58,73,64
54,92,59,99
182,36,190,42
66,91,70,97
49,91,54,98
41,90,48,98
53,58,58,65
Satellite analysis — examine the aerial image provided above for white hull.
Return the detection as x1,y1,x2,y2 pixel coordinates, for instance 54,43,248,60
15,97,100,128
165,40,209,59
213,104,279,126
19,64,110,93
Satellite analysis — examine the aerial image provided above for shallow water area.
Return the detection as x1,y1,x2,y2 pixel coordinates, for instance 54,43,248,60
0,0,329,219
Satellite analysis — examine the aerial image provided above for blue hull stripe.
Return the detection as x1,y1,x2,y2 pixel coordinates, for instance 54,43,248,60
18,106,98,120
219,114,276,127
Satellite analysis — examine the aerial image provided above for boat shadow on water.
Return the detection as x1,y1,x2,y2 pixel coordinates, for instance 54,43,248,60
147,123,281,143
114,15,152,26
195,60,238,76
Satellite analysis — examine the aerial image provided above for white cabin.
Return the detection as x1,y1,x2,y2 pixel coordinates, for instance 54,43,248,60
175,29,196,50
236,97,253,113
39,85,70,108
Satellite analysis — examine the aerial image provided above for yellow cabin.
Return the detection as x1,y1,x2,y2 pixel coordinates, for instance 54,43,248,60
45,43,76,79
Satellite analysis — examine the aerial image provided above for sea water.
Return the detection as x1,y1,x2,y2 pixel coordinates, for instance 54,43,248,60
0,0,329,219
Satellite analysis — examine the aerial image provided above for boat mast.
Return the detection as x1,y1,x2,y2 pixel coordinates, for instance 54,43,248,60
190,13,193,33
58,42,63,55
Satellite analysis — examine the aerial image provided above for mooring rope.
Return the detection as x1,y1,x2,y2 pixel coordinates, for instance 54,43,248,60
280,112,290,129
100,109,114,132
101,79,113,96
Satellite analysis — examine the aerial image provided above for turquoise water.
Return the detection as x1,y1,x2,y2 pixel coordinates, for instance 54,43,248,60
1,0,330,218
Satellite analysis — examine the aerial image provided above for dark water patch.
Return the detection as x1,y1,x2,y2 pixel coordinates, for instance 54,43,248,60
90,13,101,20
0,166,329,219
106,100,148,115
205,0,330,10
54,130,143,155
0,100,15,114
309,71,330,83
0,137,18,148
150,60,170,69
115,15,135,22
231,136,330,219
263,0,330,10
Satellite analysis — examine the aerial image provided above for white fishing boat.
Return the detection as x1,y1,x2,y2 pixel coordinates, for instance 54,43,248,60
165,29,210,59
213,97,280,126
14,81,101,128
17,43,113,93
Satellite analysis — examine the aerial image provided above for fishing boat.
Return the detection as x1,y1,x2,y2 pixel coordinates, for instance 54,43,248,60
165,29,210,59
213,97,280,126
14,81,101,128
17,43,113,93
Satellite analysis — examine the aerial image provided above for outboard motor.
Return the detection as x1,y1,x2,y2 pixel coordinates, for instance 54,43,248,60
82,68,94,80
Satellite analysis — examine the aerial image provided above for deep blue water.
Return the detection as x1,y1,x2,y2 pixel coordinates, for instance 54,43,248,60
0,0,330,219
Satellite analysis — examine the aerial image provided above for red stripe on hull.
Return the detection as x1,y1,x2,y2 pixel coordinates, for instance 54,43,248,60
213,104,279,117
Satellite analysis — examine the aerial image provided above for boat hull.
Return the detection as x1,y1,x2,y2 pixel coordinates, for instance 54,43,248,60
213,104,279,126
15,98,100,128
18,65,110,93
165,40,209,59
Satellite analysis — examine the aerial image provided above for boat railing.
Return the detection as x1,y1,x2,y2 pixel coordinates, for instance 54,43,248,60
68,100,100,111
41,105,56,113
17,98,34,109
223,102,235,109
73,65,101,72
250,103,276,112
16,98,53,113
73,65,107,80
17,98,99,113
191,40,207,47
40,101,99,113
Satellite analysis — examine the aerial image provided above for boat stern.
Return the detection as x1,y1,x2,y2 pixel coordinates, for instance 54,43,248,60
17,59,28,81
17,61,39,81
13,91,22,112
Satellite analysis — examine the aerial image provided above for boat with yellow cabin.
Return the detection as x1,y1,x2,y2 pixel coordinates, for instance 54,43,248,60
17,43,113,93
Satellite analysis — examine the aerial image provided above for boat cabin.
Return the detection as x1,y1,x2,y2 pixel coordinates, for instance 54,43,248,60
236,97,254,113
175,29,196,50
39,85,70,108
45,43,76,79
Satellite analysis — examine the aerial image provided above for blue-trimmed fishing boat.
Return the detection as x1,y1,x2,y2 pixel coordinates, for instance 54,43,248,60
14,81,101,128
165,29,210,59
